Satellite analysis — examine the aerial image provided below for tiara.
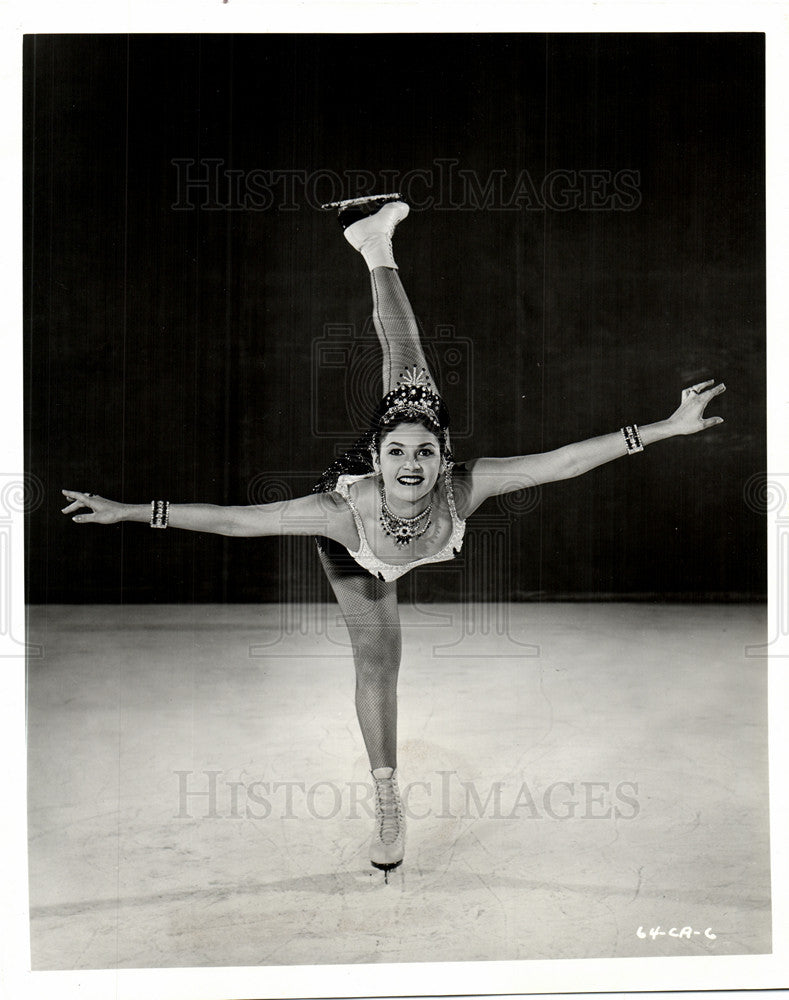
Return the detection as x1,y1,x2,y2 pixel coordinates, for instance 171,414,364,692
376,366,449,429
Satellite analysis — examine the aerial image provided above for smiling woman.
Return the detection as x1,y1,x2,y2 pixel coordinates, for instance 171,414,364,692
61,194,726,881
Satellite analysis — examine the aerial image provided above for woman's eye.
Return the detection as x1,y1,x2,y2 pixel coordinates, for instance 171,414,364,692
420,449,434,457
388,449,402,456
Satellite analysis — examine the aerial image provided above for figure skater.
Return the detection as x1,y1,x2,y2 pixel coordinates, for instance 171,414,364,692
61,196,726,878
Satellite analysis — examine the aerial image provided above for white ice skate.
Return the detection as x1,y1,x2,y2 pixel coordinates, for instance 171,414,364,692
370,767,406,881
326,195,410,271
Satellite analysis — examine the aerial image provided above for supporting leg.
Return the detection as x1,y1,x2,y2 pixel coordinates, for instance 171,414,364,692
317,542,406,873
317,542,401,770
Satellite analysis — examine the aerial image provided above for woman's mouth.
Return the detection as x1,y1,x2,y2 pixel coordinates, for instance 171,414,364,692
397,475,424,486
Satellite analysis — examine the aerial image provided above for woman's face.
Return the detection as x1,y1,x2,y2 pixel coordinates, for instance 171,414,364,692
377,423,442,505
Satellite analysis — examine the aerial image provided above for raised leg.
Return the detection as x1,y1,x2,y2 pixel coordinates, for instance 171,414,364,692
341,199,439,395
370,266,438,396
317,541,401,770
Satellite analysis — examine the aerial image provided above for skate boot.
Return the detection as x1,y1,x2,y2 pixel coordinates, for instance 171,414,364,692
370,766,405,881
324,194,409,270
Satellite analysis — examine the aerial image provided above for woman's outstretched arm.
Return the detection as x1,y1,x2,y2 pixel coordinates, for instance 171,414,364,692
60,489,356,544
459,379,726,514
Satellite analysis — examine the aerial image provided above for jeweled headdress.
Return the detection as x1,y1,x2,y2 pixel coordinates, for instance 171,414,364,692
374,366,450,432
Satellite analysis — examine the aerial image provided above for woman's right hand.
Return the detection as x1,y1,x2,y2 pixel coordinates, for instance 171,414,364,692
61,490,126,525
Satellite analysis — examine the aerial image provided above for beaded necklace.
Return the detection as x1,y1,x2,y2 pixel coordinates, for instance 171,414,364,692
379,485,433,546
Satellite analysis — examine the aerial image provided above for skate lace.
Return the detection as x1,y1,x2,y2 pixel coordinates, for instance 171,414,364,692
374,775,403,845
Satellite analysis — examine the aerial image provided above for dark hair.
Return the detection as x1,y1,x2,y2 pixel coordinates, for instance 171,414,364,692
372,411,447,457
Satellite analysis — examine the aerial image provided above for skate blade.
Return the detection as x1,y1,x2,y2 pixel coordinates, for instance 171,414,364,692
320,192,401,211
371,858,403,885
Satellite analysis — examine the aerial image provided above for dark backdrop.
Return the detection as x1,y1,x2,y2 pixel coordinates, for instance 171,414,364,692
24,33,765,604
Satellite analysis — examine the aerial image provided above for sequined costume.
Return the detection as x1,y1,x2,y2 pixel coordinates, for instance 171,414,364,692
315,463,466,582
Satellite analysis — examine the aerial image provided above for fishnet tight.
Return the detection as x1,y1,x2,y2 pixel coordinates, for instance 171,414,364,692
318,547,401,770
370,266,438,394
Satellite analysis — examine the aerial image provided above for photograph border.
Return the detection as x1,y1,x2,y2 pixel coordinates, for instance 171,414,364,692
3,1,787,998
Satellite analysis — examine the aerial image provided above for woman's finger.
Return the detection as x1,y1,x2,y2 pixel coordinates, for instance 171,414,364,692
702,416,724,429
689,379,716,394
62,493,97,508
682,380,714,399
697,382,726,403
61,500,85,513
62,489,93,502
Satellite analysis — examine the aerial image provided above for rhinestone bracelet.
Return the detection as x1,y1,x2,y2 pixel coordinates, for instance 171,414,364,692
622,425,644,455
150,500,170,528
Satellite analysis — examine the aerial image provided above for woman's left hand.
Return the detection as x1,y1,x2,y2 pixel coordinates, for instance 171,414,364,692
667,380,726,436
